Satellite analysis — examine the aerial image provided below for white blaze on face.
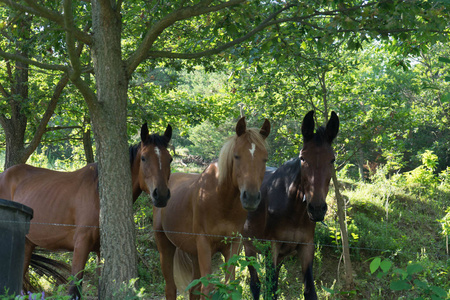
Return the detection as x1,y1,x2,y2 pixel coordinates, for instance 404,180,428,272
155,147,162,170
249,143,256,159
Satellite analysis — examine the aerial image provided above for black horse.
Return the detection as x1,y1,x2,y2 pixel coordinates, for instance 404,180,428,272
243,110,339,300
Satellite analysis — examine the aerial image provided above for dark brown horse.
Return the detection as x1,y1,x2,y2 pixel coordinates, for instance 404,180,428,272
153,117,270,299
0,123,172,298
244,111,339,300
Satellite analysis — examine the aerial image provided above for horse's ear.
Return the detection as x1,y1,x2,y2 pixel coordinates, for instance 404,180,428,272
259,119,271,139
164,124,172,143
325,111,339,143
141,123,149,142
301,110,315,142
236,117,247,137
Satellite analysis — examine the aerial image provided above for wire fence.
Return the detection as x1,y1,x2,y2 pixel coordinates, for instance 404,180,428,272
1,219,449,260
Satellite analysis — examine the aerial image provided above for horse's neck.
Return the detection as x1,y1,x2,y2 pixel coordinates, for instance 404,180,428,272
208,163,242,212
275,162,305,213
130,160,142,202
217,182,240,205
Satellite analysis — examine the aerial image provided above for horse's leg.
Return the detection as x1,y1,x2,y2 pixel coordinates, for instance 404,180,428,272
298,243,317,300
154,231,177,300
70,229,98,299
266,242,281,300
244,243,261,300
22,238,36,292
196,236,213,299
221,237,242,283
70,243,90,299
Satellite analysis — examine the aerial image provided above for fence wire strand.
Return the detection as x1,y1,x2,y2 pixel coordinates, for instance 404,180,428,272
1,219,449,259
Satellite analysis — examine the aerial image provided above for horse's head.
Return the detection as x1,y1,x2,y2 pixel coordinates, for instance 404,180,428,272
138,123,173,207
300,110,339,222
219,117,270,211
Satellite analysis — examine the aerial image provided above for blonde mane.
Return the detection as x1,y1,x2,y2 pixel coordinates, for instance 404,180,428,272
217,127,268,185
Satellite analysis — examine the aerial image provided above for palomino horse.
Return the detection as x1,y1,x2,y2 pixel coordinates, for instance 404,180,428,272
0,123,172,298
153,117,270,299
244,111,339,300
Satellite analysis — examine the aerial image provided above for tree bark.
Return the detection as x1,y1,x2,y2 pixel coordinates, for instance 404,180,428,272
90,2,137,298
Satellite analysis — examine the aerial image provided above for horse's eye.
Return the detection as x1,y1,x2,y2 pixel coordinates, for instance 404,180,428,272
234,155,240,160
141,156,146,162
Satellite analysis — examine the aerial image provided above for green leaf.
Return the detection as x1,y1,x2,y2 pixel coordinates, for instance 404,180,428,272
406,263,423,275
438,57,450,64
322,286,336,295
370,257,381,274
380,259,392,272
413,279,428,289
430,286,448,298
390,280,412,291
393,268,408,279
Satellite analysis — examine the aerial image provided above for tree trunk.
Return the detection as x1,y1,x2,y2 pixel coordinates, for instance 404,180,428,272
90,2,137,299
2,15,30,169
332,167,354,288
2,115,27,169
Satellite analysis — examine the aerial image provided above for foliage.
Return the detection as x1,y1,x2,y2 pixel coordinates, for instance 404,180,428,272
111,278,148,300
370,257,449,299
186,254,259,300
403,150,440,197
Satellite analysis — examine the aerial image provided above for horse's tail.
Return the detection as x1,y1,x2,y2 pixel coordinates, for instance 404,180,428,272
173,248,193,293
25,249,70,291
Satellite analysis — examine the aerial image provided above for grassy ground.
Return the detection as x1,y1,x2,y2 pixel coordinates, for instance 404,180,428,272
23,156,450,299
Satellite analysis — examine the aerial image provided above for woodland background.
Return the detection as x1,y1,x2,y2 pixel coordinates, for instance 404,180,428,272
0,0,449,299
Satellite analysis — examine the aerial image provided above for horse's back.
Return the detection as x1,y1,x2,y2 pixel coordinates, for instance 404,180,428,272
0,164,43,200
169,172,200,189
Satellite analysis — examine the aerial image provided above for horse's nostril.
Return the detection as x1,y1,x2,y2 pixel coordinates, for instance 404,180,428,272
152,188,158,199
242,191,247,200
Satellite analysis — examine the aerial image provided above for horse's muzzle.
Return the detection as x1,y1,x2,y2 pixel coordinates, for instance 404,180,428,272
152,188,171,207
240,190,261,211
307,202,327,222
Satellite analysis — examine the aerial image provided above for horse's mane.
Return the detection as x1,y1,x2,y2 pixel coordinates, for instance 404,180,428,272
129,133,170,165
218,128,268,185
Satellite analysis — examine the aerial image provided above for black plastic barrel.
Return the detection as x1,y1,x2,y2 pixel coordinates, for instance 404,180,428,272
0,198,33,296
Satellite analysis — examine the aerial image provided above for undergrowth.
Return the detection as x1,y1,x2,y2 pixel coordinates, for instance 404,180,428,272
10,151,449,299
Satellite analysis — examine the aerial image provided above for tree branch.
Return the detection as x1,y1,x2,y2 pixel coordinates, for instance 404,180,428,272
64,0,82,80
1,0,92,45
0,82,10,98
0,48,69,72
126,0,248,74
138,3,294,61
23,75,70,158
